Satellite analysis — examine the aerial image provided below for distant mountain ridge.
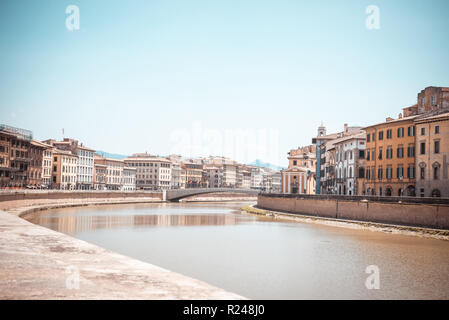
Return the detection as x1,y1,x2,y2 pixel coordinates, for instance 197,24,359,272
248,159,285,171
95,150,128,160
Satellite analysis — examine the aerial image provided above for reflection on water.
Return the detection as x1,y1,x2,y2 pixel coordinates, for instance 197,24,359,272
26,203,257,235
28,214,242,235
26,202,449,299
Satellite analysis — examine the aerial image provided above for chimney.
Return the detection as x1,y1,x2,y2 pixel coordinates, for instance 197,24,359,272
344,123,348,133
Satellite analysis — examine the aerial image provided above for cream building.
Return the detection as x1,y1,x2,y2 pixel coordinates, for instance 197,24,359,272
43,138,95,190
124,153,172,190
415,112,449,197
94,155,124,190
51,149,78,190
93,162,107,190
281,145,316,194
122,167,137,191
40,143,53,188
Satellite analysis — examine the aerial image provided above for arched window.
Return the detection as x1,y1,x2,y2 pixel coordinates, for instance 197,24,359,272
431,189,441,197
433,162,441,180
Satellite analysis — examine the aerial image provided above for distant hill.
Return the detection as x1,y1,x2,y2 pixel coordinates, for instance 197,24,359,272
95,150,128,160
248,159,285,171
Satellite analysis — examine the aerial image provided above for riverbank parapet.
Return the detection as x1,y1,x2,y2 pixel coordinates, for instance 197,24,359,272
257,193,449,230
0,208,244,300
0,190,163,215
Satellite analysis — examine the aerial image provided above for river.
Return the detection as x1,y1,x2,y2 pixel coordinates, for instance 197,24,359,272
25,201,449,299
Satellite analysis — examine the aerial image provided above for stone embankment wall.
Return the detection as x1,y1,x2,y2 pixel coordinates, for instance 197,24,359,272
0,190,163,214
258,194,449,229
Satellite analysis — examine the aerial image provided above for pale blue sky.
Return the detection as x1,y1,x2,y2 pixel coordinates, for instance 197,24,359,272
1,0,448,166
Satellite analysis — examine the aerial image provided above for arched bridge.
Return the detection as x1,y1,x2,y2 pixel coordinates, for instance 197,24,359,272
165,188,259,202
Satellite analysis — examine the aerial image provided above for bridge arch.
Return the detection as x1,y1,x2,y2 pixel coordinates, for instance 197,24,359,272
166,188,259,202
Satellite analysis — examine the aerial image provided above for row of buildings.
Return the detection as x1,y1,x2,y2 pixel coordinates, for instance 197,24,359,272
0,127,281,192
280,86,449,198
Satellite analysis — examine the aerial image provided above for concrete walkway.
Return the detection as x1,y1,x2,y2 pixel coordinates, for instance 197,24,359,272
0,209,244,299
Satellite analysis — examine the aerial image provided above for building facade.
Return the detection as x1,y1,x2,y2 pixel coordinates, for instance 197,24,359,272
124,153,172,190
168,155,182,189
93,162,107,190
204,166,222,188
222,164,237,187
41,144,53,188
250,166,265,190
43,138,95,190
312,124,363,194
27,140,47,188
281,145,316,194
0,124,33,188
333,133,366,196
183,162,204,188
122,166,137,191
360,115,417,196
414,112,449,197
51,149,78,190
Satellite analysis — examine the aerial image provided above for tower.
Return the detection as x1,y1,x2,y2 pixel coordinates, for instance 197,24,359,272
317,122,326,137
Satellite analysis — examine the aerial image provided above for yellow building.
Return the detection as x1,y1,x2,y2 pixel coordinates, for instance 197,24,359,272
51,149,78,190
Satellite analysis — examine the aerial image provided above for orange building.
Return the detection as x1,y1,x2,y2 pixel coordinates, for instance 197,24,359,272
359,114,417,196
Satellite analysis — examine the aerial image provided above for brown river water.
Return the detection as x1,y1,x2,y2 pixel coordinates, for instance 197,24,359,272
25,201,449,299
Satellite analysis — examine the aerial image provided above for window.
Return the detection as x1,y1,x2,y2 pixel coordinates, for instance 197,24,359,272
434,166,439,180
359,168,365,178
397,127,404,138
377,167,383,179
387,129,392,139
367,134,371,142
397,147,404,158
386,167,393,179
366,150,370,161
397,166,404,179
407,126,415,137
293,160,297,166
372,133,376,141
421,127,425,136
359,150,365,159
378,131,384,140
420,142,426,155
386,147,393,159
435,126,440,134
378,148,383,160
407,145,415,157
434,140,440,154
407,166,415,179
420,167,425,179
431,95,436,106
